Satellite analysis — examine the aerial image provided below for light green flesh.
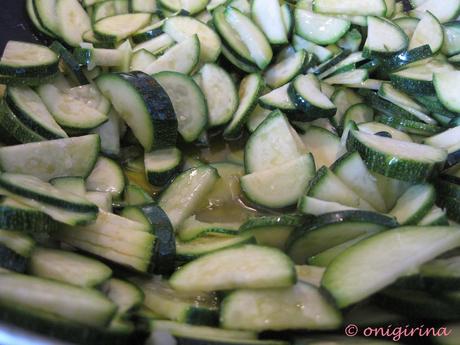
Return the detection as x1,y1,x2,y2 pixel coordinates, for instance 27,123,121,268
159,166,219,230
294,74,336,109
259,83,296,111
352,129,448,163
242,154,315,208
133,34,175,54
389,184,434,225
163,16,222,63
292,35,333,62
1,41,58,68
169,245,296,292
96,74,155,151
51,177,86,196
86,191,112,212
308,235,369,267
225,7,273,69
298,196,357,216
102,278,143,315
295,265,325,287
144,147,181,172
94,13,151,41
313,0,387,16
322,226,460,308
85,156,125,197
132,276,218,321
358,122,413,142
29,247,112,287
0,230,34,256
333,153,387,212
245,112,305,173
221,282,342,331
434,71,460,113
151,320,256,341
288,222,388,264
0,134,98,181
176,234,254,257
295,9,351,45
408,11,444,53
197,63,238,127
145,35,200,75
307,168,376,211
418,206,447,226
7,86,67,138
410,0,460,23
365,16,408,53
177,215,240,242
0,273,116,327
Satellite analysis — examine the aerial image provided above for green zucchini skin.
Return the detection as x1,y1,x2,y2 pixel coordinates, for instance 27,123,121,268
139,204,176,275
4,94,65,141
390,73,436,96
380,45,433,73
375,114,443,136
0,244,28,272
346,129,446,182
0,101,45,143
0,302,149,345
0,203,58,234
49,41,89,85
118,71,178,150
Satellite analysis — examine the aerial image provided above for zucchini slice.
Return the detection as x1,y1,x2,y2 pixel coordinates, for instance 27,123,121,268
0,134,99,180
51,176,86,196
287,210,398,264
86,156,125,198
5,86,68,140
121,204,175,275
102,278,143,316
295,9,350,45
144,35,200,75
322,226,460,308
364,16,408,55
433,71,460,113
163,16,221,63
96,71,177,151
158,0,207,15
169,245,296,292
292,35,334,63
55,210,155,273
224,73,263,139
133,276,219,325
409,0,460,23
259,83,297,113
408,11,444,54
0,272,117,327
347,127,447,182
221,282,342,331
0,229,34,273
37,84,108,131
239,215,303,250
56,0,91,47
289,74,336,119
176,234,256,264
298,196,357,216
305,167,376,211
251,0,288,45
264,50,310,89
195,63,238,128
313,0,387,16
151,320,260,345
0,197,58,234
144,147,182,187
331,152,386,212
178,216,240,242
0,41,59,78
245,110,305,173
0,173,98,225
94,13,151,42
418,206,448,226
158,166,219,230
241,154,316,208
389,184,435,225
29,247,112,287
224,7,273,69
300,126,345,169
154,71,207,142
